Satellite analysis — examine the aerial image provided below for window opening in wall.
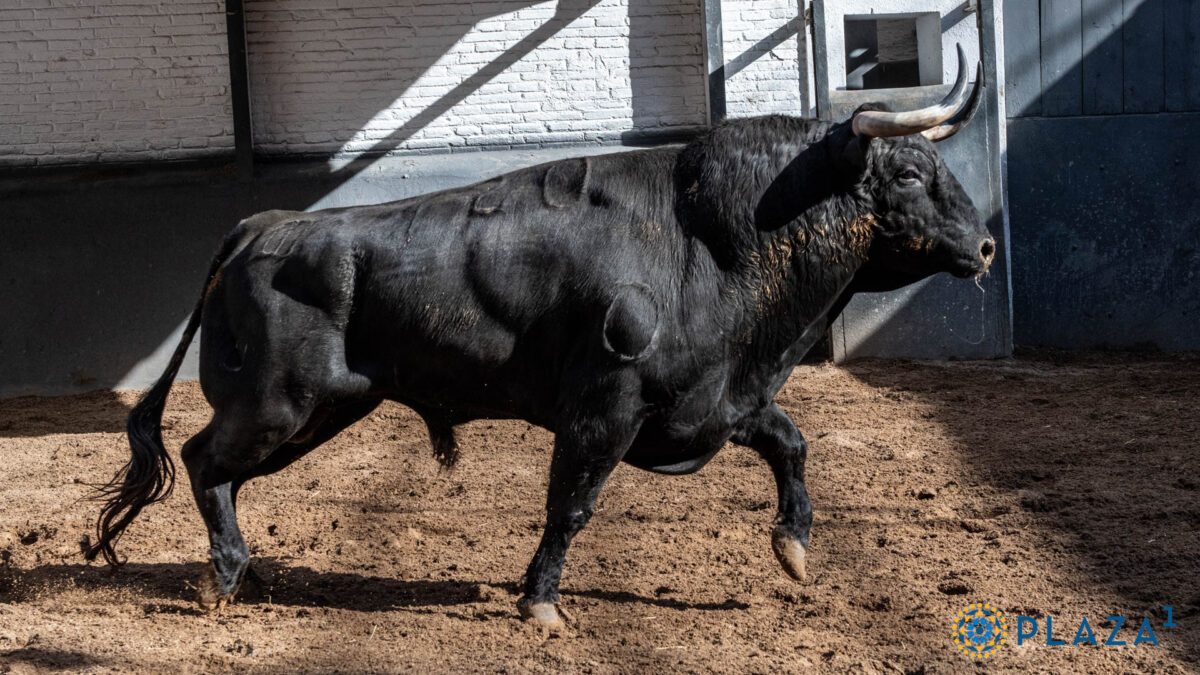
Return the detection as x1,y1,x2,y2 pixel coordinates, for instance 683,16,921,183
844,14,942,90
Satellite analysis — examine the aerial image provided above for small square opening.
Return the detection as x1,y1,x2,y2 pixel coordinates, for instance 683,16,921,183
844,14,942,90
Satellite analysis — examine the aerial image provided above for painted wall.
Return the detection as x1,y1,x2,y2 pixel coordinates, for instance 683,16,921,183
242,0,709,159
719,0,810,119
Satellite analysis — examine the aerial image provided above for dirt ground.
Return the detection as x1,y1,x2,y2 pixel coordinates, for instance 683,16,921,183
1,351,1198,673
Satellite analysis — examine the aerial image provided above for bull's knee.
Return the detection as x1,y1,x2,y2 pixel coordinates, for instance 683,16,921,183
549,505,594,536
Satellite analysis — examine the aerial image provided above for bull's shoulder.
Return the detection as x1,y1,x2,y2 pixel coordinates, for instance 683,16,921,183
235,209,307,233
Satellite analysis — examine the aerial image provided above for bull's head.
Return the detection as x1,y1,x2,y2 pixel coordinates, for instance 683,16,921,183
843,45,995,282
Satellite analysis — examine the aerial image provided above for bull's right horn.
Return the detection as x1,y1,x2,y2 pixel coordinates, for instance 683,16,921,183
851,44,974,139
922,61,985,142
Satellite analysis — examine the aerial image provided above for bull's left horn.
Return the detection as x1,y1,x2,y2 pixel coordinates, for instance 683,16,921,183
851,44,974,139
922,62,984,142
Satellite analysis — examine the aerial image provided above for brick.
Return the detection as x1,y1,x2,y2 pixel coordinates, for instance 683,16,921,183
2,0,804,166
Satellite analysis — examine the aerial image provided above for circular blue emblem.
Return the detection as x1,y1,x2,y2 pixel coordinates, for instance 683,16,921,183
953,603,1008,660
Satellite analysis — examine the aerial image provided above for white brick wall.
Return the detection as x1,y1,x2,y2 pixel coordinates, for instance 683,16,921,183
720,0,808,119
245,0,707,162
1,0,814,167
0,0,233,167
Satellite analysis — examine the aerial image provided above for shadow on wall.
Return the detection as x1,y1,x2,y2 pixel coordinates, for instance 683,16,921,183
247,0,566,159
1,175,259,401
289,0,604,196
625,0,706,140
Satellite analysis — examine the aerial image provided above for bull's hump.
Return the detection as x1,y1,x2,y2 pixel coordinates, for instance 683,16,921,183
464,157,591,217
541,157,590,209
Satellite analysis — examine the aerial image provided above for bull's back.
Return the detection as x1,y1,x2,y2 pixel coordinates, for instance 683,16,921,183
343,149,683,419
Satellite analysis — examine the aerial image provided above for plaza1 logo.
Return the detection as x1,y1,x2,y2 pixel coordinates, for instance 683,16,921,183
952,603,1008,660
953,603,1179,660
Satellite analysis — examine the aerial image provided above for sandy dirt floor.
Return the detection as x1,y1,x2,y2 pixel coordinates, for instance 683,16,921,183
1,351,1198,673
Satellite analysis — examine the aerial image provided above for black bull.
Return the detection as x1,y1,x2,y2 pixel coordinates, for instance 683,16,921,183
88,58,994,628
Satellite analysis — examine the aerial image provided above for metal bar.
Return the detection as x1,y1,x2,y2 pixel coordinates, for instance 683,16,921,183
225,0,253,180
811,0,831,119
701,0,726,125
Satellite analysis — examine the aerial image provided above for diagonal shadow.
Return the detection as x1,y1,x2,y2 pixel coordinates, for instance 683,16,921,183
723,16,801,81
318,0,604,198
838,353,1200,662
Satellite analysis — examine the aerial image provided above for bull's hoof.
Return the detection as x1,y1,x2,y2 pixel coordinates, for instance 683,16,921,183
196,563,235,612
517,598,565,630
771,529,807,582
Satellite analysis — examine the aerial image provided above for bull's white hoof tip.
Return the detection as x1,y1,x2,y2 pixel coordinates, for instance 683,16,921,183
518,599,565,630
771,530,808,583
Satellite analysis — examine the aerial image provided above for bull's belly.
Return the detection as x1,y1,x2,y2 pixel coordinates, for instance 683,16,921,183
621,418,732,475
372,353,555,426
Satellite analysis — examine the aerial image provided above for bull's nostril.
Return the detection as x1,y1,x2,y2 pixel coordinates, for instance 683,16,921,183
980,238,996,263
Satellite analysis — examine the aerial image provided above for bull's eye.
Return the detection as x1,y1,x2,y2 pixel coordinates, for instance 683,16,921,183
896,169,921,185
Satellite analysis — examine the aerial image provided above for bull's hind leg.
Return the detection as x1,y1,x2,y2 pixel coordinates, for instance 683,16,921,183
182,420,287,611
183,399,382,610
230,399,383,593
732,404,812,582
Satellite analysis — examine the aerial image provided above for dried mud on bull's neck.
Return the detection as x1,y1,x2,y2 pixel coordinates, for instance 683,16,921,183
1,351,1198,673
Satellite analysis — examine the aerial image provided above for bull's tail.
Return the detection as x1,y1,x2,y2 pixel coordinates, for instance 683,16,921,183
84,231,243,567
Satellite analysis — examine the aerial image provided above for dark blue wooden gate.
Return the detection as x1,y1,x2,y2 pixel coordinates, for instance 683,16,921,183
1004,0,1200,349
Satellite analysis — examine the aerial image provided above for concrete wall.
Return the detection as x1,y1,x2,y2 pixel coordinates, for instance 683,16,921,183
0,0,234,167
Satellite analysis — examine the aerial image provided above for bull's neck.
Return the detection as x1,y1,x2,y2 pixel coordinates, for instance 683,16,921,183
670,116,875,377
734,201,875,368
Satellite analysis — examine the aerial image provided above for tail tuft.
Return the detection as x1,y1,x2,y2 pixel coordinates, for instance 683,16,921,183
84,227,243,567
84,384,177,566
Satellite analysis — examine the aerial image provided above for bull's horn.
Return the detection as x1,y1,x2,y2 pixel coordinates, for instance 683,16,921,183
851,44,974,139
923,62,984,142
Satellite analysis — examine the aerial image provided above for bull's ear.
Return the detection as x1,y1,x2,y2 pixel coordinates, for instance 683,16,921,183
835,103,888,176
831,124,870,175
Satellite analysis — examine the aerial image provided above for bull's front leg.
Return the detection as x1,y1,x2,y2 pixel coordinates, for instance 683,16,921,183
518,415,638,629
732,403,812,582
